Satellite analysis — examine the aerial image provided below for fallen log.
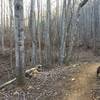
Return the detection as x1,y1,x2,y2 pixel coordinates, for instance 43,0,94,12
0,65,42,90
0,78,16,90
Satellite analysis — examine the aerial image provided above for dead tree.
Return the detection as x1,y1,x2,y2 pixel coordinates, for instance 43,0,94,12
14,0,25,86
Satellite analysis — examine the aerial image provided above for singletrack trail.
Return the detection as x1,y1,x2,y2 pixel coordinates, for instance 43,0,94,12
64,63,100,100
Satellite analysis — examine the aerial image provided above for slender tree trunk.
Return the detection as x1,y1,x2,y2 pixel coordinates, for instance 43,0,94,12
14,0,25,86
56,0,59,36
37,0,42,64
45,0,52,65
1,0,4,52
9,0,13,69
59,0,66,65
30,0,37,65
59,0,71,65
54,0,60,64
64,0,75,64
93,0,99,55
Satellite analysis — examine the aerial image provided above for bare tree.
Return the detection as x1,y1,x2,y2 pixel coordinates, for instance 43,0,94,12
93,0,99,55
65,0,76,64
37,0,42,64
66,0,89,64
77,0,88,18
29,0,37,65
59,0,71,65
14,0,25,86
45,0,52,64
9,0,14,69
1,0,4,52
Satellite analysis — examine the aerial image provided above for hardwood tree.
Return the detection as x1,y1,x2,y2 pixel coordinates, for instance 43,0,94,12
14,0,25,86
1,0,4,52
45,0,52,64
93,0,99,55
29,0,37,65
59,0,71,65
37,0,42,64
9,0,14,68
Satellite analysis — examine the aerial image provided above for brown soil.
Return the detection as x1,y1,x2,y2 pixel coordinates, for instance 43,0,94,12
0,50,100,100
65,63,100,100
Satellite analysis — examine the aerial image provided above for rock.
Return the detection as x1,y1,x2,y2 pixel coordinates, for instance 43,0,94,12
71,78,75,81
63,77,66,79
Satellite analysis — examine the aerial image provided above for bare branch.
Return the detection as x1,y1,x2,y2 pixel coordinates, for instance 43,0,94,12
0,66,42,90
76,0,89,24
79,0,88,8
0,78,16,90
77,0,88,17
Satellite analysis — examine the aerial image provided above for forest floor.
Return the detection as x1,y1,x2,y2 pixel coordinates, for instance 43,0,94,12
0,49,100,100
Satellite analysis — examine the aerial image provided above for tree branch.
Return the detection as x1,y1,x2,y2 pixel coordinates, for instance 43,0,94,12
77,0,88,17
79,0,88,8
0,78,16,90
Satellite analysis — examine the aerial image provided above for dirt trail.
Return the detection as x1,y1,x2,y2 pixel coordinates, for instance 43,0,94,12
64,63,100,100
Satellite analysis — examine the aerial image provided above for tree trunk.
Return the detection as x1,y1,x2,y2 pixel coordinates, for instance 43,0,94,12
29,0,37,65
1,0,4,52
14,0,25,86
45,0,52,65
9,0,14,69
59,0,71,65
93,0,99,55
37,0,42,64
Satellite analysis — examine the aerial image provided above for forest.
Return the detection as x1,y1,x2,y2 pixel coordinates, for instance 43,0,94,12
0,0,100,100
